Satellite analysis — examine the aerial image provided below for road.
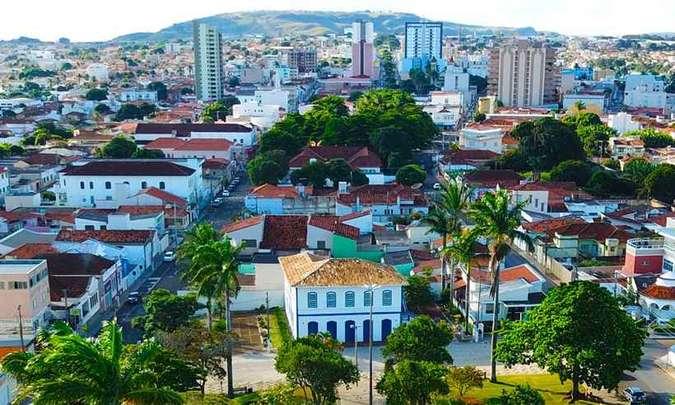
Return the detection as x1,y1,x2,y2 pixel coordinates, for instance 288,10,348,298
624,339,675,405
203,171,249,230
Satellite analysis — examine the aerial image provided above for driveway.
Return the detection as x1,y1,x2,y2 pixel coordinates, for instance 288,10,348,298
624,339,675,405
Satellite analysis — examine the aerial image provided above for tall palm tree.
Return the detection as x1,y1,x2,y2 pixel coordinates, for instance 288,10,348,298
470,189,532,383
429,177,472,298
180,223,243,399
422,208,452,292
1,320,183,404
442,229,479,333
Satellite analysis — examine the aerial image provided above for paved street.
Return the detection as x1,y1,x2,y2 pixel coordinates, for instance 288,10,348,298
624,339,675,405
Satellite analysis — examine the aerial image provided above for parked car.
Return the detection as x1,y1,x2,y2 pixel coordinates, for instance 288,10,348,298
221,190,230,197
433,183,441,190
127,291,141,305
211,197,224,207
163,251,176,262
623,386,647,404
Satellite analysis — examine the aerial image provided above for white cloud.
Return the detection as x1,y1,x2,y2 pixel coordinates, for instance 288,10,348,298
2,0,674,41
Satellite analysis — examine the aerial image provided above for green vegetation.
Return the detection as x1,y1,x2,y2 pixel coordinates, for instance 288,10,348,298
376,359,449,404
403,271,436,313
147,81,168,101
496,281,646,401
132,289,199,335
511,117,585,171
97,135,164,159
269,307,292,349
22,122,73,146
549,160,594,187
85,88,108,101
382,315,453,364
625,128,675,148
19,67,55,79
202,97,240,122
115,102,156,121
395,164,426,186
642,163,675,203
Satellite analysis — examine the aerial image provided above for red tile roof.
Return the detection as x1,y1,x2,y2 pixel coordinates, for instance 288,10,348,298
0,210,40,223
144,138,186,149
641,284,675,300
649,212,675,227
249,184,300,199
522,217,586,233
116,205,164,216
259,215,307,250
203,158,230,169
546,222,632,243
289,146,382,169
335,184,427,206
135,123,253,136
222,216,264,233
5,243,58,259
308,215,359,240
464,170,522,188
510,181,593,211
339,210,371,222
61,160,195,176
443,149,500,165
471,264,541,284
43,253,116,301
135,187,187,207
176,138,233,151
56,229,154,244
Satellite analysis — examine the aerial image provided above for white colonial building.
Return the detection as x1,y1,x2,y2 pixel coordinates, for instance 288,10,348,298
55,159,204,209
280,252,407,342
133,123,257,147
459,125,504,154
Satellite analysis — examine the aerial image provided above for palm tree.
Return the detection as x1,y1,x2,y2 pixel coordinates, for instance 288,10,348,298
428,177,472,299
1,320,183,404
470,189,532,383
422,208,453,292
180,223,243,399
442,229,479,333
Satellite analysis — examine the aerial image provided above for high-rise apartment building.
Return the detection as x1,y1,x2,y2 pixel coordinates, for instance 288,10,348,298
193,22,224,101
487,40,560,107
404,22,443,61
287,48,317,74
351,21,374,78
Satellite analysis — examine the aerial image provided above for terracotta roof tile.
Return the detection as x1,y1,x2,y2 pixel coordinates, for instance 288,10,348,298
522,217,586,233
135,123,252,136
280,252,406,287
222,216,264,233
249,184,299,199
135,187,187,207
640,284,675,300
308,215,359,240
470,264,542,284
144,138,186,149
260,215,307,250
289,146,382,169
56,229,154,244
464,170,522,188
5,243,58,259
335,184,427,206
42,253,116,301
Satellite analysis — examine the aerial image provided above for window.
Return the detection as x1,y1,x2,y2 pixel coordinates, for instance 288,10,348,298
307,292,318,308
141,181,147,189
664,259,674,272
317,240,326,249
0,281,4,289
90,293,98,308
159,181,166,190
326,292,336,308
382,290,392,306
8,281,28,290
241,239,257,248
363,291,372,307
80,181,85,189
345,291,355,307
89,181,93,189
84,225,95,231
105,181,111,189
485,303,496,314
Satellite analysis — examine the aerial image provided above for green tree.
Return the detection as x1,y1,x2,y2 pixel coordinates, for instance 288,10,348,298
549,160,594,186
1,321,187,404
496,281,646,400
147,81,168,101
473,111,487,122
85,88,108,101
350,169,369,186
470,189,532,382
585,170,636,197
275,334,359,405
623,157,655,183
403,271,436,313
201,97,240,122
446,366,484,398
376,360,448,404
247,155,286,185
642,164,675,203
348,91,364,102
290,160,328,187
443,230,479,332
561,111,602,130
132,289,198,335
325,158,352,185
132,148,165,159
512,117,585,171
94,103,112,115
382,316,453,364
577,124,615,157
396,164,426,186
115,103,156,121
99,135,138,158
626,128,675,148
178,223,243,398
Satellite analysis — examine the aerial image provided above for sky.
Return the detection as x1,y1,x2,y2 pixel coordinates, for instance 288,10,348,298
3,0,674,42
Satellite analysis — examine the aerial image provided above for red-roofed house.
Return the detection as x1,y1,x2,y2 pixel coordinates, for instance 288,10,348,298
509,181,593,213
637,271,675,322
440,149,500,172
144,137,234,160
464,170,523,192
334,184,428,223
534,222,633,261
244,184,335,215
289,146,382,174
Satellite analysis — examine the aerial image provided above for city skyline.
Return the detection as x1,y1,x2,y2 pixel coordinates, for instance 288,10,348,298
3,0,675,42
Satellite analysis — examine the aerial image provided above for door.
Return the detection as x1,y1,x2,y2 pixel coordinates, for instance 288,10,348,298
362,320,371,343
307,321,318,335
345,320,355,343
327,321,337,340
381,319,392,341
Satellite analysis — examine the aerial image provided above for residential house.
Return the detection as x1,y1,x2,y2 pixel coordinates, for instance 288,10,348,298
133,123,257,147
460,124,504,154
144,138,235,161
288,146,383,183
54,229,157,274
509,181,593,214
41,253,121,329
637,270,675,322
609,137,645,159
280,252,407,342
463,170,523,197
0,229,58,256
244,184,335,215
334,184,428,224
440,149,500,173
55,159,204,210
533,221,632,262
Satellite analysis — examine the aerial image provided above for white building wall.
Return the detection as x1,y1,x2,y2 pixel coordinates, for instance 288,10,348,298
306,225,334,250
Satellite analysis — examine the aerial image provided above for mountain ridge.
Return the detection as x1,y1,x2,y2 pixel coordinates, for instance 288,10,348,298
111,10,539,42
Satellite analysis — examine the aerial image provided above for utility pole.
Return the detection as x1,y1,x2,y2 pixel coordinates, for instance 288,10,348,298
265,292,270,351
353,324,359,366
17,305,24,352
63,288,69,327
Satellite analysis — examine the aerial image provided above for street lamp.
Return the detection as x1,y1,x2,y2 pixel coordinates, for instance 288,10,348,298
363,283,380,405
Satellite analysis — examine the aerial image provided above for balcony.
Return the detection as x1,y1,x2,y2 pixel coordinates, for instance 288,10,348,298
626,238,664,256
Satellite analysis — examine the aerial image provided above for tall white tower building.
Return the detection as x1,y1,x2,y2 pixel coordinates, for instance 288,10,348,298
193,22,224,101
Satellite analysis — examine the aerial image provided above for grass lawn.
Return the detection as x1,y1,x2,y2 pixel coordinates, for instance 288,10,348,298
183,391,260,404
449,374,602,405
268,307,292,349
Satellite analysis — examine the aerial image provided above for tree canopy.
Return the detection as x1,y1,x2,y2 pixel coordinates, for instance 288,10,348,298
147,81,168,101
382,315,453,364
85,88,108,101
549,160,594,186
511,117,585,171
201,97,240,123
376,360,448,404
395,164,427,186
642,163,675,203
98,135,138,158
625,128,675,148
132,288,198,335
275,334,359,404
495,281,646,400
115,103,156,121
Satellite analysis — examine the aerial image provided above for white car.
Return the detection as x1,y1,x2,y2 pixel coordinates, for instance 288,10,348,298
221,190,230,197
163,251,176,262
433,183,442,190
